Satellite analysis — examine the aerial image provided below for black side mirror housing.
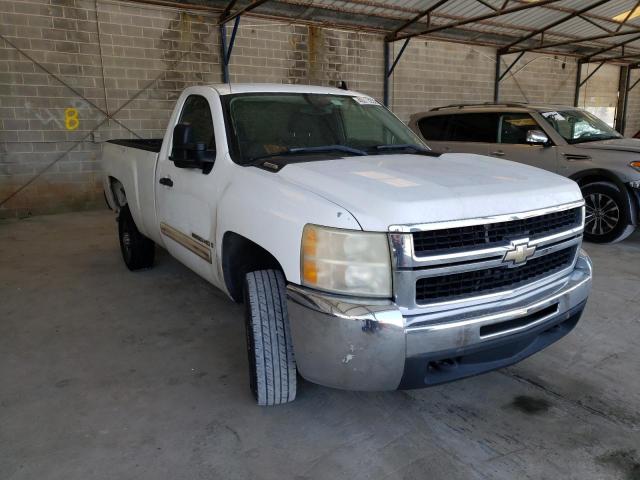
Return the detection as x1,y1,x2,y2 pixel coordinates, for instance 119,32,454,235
170,123,215,170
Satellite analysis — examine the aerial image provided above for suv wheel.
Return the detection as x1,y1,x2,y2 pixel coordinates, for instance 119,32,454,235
582,182,635,244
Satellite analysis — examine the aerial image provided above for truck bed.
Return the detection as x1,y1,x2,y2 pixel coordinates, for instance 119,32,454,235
102,140,160,241
108,139,163,153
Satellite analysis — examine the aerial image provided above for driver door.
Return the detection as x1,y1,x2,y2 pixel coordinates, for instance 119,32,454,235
155,93,220,284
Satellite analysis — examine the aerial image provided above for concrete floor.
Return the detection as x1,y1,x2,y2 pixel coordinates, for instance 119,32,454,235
1,210,639,480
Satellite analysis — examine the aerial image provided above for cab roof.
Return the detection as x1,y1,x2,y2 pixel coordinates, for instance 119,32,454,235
209,83,364,97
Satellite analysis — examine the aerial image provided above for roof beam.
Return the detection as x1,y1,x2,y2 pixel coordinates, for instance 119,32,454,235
500,0,611,52
220,0,239,21
506,28,640,54
386,0,450,41
392,0,561,42
582,33,640,62
578,14,612,34
589,51,640,63
475,0,499,11
615,0,640,32
219,0,270,23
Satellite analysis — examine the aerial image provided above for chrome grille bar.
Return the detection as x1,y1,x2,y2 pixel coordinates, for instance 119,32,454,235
388,201,585,312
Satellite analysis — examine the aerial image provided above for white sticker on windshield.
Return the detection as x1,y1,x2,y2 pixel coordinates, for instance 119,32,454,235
542,111,565,121
353,96,378,106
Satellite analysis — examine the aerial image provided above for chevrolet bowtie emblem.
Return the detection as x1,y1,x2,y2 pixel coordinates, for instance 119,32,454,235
503,239,536,267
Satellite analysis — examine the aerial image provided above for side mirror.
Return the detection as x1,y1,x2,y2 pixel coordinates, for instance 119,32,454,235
170,123,215,170
526,129,549,146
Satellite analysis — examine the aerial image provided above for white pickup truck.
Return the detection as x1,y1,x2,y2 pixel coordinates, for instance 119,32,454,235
102,84,593,406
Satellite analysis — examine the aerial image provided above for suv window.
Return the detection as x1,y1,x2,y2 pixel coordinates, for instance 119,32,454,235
447,113,498,142
179,95,215,149
418,113,498,143
499,113,541,144
417,116,449,141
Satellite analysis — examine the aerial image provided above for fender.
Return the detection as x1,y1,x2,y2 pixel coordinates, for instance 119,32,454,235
569,169,638,226
215,166,361,285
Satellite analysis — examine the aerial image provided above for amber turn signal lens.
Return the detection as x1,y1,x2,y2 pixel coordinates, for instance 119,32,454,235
302,260,318,284
302,225,317,257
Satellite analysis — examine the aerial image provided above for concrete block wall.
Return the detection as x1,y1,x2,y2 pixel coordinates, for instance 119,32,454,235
624,69,640,137
0,0,626,218
499,53,578,105
390,40,496,122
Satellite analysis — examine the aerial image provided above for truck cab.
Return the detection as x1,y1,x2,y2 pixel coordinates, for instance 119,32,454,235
102,84,592,406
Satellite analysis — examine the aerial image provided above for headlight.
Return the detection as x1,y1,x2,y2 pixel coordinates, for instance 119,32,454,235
630,161,640,173
301,224,392,297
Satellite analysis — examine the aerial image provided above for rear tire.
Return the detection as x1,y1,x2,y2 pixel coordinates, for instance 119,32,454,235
582,182,635,244
118,205,155,270
243,270,296,406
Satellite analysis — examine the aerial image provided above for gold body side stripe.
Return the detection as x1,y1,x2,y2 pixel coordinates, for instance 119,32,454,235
160,222,212,263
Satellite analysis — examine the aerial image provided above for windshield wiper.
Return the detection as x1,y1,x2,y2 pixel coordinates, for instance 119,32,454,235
249,145,368,164
370,143,438,156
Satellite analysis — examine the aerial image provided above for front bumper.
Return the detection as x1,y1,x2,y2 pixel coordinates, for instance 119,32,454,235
287,250,592,391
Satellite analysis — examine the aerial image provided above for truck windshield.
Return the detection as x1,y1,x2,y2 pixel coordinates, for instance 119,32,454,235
221,93,425,164
540,109,622,145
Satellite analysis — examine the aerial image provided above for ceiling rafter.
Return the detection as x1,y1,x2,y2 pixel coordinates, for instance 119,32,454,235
391,0,562,42
500,0,612,52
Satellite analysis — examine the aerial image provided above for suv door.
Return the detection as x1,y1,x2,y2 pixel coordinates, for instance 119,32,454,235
416,113,498,156
489,112,558,172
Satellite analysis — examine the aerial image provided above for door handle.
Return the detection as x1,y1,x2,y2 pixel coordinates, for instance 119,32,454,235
159,177,173,187
490,151,505,156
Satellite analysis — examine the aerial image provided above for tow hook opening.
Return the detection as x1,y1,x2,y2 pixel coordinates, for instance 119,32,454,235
427,358,459,372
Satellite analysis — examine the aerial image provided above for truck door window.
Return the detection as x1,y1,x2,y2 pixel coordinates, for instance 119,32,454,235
179,95,216,149
499,113,540,144
447,113,498,143
417,116,449,141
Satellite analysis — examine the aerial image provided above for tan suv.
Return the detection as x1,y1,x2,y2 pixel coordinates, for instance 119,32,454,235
410,103,640,243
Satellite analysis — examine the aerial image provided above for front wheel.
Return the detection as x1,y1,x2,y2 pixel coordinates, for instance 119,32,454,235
582,182,635,244
243,270,296,406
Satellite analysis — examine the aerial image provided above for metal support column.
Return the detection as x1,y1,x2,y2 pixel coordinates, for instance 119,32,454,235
575,61,605,107
383,38,410,107
621,65,640,135
219,15,240,84
574,61,582,107
494,52,501,102
383,41,390,106
494,51,525,102
615,65,631,134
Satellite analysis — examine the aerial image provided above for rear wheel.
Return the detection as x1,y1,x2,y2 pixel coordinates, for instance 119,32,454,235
243,269,296,406
118,205,155,270
582,182,635,244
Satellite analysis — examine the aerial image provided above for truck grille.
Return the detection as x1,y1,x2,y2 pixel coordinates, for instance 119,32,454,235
415,246,576,304
412,207,581,256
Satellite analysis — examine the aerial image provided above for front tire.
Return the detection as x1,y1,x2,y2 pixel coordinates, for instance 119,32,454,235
582,182,636,244
243,270,296,406
118,205,155,270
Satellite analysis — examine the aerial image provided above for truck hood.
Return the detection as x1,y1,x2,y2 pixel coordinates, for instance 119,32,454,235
277,153,582,231
574,137,640,154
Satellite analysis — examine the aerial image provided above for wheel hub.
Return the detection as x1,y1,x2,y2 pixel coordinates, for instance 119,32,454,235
585,192,619,236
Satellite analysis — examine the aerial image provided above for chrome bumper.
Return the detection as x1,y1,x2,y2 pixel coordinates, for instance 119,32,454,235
287,250,592,391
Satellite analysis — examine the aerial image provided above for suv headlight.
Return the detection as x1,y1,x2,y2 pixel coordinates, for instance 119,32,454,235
630,161,640,173
301,224,392,298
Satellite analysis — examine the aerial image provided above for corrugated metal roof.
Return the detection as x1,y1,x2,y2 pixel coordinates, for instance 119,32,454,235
278,0,640,61
183,0,640,62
